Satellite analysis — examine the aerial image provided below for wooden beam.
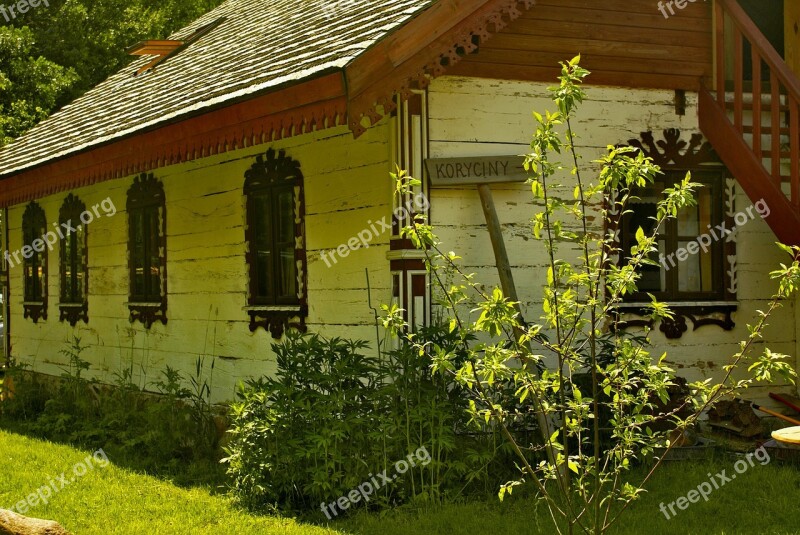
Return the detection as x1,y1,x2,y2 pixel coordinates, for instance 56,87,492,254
478,184,521,308
127,40,184,56
786,0,800,77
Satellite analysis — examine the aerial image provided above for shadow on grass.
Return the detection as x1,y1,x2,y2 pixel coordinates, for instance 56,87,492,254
0,416,229,493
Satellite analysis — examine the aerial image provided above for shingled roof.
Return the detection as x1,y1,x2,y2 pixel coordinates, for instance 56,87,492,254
0,0,435,177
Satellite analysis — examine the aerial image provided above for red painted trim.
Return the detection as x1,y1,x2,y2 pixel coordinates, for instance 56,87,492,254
0,0,536,202
699,87,800,246
0,73,346,207
345,0,535,137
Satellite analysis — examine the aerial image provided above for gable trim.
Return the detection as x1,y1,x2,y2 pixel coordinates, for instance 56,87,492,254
345,0,535,137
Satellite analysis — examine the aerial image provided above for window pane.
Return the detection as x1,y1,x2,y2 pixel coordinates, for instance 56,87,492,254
277,190,294,243
253,195,271,249
678,188,712,236
677,241,714,292
627,197,659,240
148,209,161,299
74,225,85,301
131,211,146,297
256,250,272,298
252,195,272,299
63,232,73,301
638,239,666,293
279,247,296,298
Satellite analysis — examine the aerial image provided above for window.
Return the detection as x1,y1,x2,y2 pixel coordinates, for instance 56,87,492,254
619,171,726,302
22,202,47,322
59,194,88,325
611,130,736,339
244,148,307,338
127,173,167,327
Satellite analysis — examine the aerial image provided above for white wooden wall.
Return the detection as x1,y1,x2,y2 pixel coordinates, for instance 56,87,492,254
6,122,394,403
427,76,796,405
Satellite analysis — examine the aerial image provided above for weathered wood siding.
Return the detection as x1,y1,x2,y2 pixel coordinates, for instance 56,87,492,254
428,75,796,404
450,0,713,91
6,123,393,402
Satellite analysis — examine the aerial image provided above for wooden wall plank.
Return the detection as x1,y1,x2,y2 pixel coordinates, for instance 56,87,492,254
451,0,713,90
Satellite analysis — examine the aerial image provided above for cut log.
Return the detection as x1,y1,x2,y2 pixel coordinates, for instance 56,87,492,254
0,509,69,535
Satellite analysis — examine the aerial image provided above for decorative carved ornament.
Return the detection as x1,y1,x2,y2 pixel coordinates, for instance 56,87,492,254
126,173,168,328
58,193,89,326
23,304,47,324
22,201,47,324
129,303,168,329
59,304,88,327
244,148,308,339
626,129,718,168
610,129,737,339
611,305,736,340
348,0,536,137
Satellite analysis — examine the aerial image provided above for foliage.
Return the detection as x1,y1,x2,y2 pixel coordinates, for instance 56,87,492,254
0,25,78,145
0,336,222,484
223,329,519,513
0,0,224,146
385,57,800,535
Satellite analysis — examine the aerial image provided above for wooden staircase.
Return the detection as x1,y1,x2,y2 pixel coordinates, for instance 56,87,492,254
698,0,800,246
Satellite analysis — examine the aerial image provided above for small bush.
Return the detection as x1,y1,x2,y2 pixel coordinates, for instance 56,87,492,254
224,329,521,513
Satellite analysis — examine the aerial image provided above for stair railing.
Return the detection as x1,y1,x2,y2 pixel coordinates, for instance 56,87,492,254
712,0,800,207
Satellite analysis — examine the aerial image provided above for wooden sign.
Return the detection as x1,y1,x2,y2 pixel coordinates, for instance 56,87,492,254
425,155,527,186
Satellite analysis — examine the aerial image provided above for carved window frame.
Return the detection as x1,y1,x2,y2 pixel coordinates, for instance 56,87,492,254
243,148,307,338
126,173,167,328
22,202,47,323
58,194,89,326
609,129,737,339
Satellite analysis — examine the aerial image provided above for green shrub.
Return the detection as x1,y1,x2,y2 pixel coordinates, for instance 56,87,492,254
223,329,519,513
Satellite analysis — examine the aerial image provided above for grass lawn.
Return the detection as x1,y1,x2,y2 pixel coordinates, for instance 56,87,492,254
2,429,800,534
0,430,336,535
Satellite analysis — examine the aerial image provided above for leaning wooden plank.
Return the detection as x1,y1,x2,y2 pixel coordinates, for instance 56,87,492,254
0,509,69,535
769,392,800,414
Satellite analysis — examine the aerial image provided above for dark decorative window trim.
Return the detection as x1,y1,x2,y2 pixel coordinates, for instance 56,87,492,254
23,301,47,323
608,130,738,336
126,302,168,329
245,305,308,339
58,302,88,327
610,303,736,340
59,193,89,326
243,148,308,339
22,202,47,324
126,173,167,328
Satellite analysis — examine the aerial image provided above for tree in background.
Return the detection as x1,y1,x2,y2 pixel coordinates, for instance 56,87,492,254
0,0,224,147
0,26,76,145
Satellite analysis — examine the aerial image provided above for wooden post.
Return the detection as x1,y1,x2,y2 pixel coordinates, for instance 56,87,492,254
786,0,800,77
477,184,522,315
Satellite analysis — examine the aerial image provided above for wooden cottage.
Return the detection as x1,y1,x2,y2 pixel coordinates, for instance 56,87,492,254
0,0,798,403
